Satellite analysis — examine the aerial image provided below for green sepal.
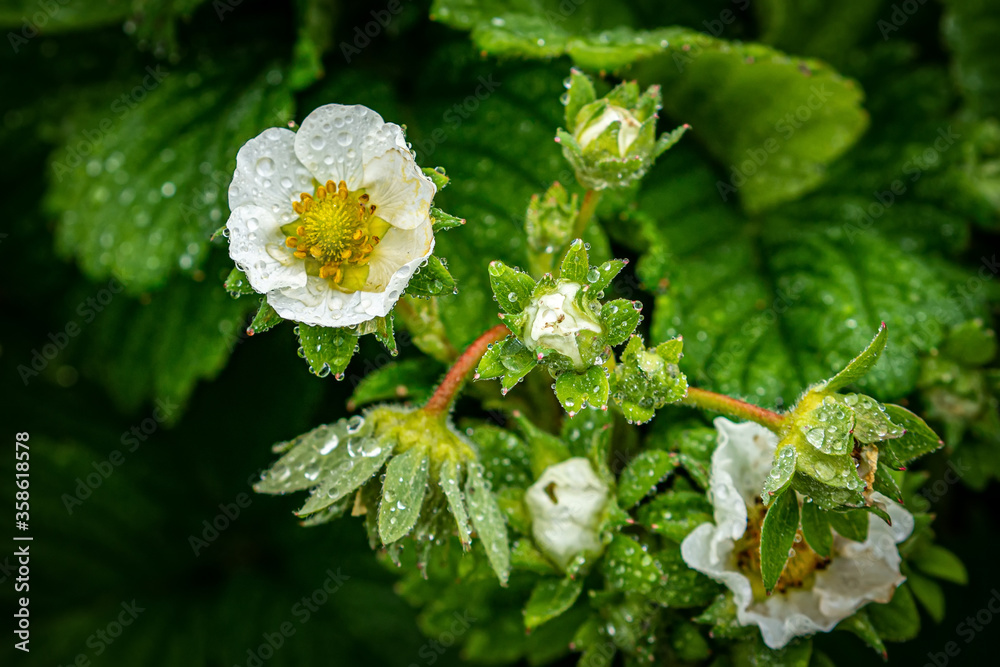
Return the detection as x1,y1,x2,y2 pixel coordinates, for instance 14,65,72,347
611,335,687,424
836,610,887,658
421,166,450,190
560,238,589,282
296,324,356,378
827,508,869,543
297,437,393,516
583,258,627,295
247,298,282,336
799,500,833,558
356,314,397,355
761,444,797,503
554,365,609,415
465,461,511,585
822,323,888,392
881,404,945,464
406,256,456,297
439,458,472,549
760,487,800,592
378,446,430,544
430,206,464,232
868,584,920,642
563,67,596,129
600,299,641,346
224,267,255,298
488,260,536,314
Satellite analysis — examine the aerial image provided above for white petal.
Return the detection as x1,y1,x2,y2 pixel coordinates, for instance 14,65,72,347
227,205,307,293
293,104,407,188
362,148,436,230
366,219,434,291
712,418,779,506
229,127,314,226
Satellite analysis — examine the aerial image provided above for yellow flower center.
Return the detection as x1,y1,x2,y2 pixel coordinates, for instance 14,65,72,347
282,180,390,291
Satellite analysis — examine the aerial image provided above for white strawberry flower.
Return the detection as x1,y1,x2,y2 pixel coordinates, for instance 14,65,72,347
575,105,642,156
525,457,609,570
680,418,914,650
522,281,603,369
226,104,436,327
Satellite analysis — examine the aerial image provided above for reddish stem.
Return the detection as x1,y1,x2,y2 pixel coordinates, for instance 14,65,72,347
423,324,510,415
681,386,786,434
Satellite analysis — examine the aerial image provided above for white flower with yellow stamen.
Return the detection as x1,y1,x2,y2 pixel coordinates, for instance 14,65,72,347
681,418,914,650
226,104,436,327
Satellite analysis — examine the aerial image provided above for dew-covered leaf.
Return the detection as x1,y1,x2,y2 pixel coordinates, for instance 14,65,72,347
439,458,472,548
247,297,283,335
297,436,393,516
617,450,676,509
465,461,511,584
406,256,457,298
600,299,641,347
523,576,583,631
379,447,430,544
488,260,536,314
554,365,609,414
560,239,589,283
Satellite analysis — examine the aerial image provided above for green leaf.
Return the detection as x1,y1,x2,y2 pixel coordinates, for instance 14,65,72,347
822,323,889,393
637,146,986,407
422,167,450,190
247,298,283,336
439,459,473,548
378,447,430,544
868,584,920,642
836,610,886,658
636,490,713,543
560,239,589,282
223,267,255,297
406,256,457,297
881,404,946,464
49,60,294,290
68,265,254,417
465,462,511,585
296,324,356,378
488,260,536,314
906,570,946,623
733,635,813,667
554,365,609,414
799,500,833,558
523,577,583,630
759,487,800,592
430,207,465,233
912,544,968,584
600,299,641,347
827,508,869,543
297,437,393,516
754,0,885,66
603,535,664,595
617,450,676,509
348,358,442,409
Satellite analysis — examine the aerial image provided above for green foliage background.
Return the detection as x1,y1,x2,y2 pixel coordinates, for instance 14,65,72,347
0,0,999,665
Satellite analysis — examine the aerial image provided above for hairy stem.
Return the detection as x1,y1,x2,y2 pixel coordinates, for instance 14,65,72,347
571,189,602,242
680,387,786,434
424,324,510,415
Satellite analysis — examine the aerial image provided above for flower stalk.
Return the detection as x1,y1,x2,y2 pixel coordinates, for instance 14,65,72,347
570,189,601,243
680,386,786,433
424,324,510,415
